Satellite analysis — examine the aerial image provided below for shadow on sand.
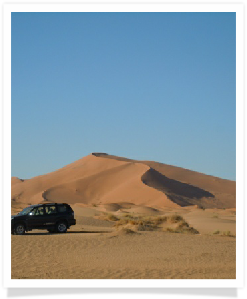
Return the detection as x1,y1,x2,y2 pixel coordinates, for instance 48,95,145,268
24,230,111,235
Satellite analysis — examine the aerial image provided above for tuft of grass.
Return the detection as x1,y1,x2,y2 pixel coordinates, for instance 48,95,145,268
92,204,98,207
212,214,219,219
107,214,119,221
212,230,235,237
164,226,199,234
97,213,120,222
183,227,199,234
120,228,136,234
152,216,168,226
122,214,135,219
213,230,220,235
113,214,199,234
113,219,129,227
165,227,178,233
222,230,231,236
168,214,184,223
177,220,190,229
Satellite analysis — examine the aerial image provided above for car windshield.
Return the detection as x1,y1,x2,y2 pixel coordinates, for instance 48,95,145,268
18,207,34,216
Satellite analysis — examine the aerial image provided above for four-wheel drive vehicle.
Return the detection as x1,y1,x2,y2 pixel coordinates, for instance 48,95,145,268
11,203,76,235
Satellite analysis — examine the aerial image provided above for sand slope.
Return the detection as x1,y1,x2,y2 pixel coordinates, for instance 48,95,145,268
11,154,236,280
11,203,236,279
11,153,235,209
11,230,236,279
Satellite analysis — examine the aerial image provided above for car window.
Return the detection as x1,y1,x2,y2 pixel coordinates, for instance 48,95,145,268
57,205,67,213
31,206,45,216
18,207,33,216
45,206,57,215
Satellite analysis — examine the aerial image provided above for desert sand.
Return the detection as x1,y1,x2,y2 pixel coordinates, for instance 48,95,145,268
11,153,236,279
11,203,236,279
11,153,235,209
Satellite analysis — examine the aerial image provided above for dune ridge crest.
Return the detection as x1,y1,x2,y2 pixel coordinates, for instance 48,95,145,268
11,153,235,208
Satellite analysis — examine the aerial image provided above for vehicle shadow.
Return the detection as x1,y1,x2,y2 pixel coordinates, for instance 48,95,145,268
24,230,111,235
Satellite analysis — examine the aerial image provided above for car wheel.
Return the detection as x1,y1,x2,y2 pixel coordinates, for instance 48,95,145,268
14,224,25,235
56,221,67,233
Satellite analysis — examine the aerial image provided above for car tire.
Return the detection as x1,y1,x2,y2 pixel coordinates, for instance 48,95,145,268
56,221,67,233
14,223,25,235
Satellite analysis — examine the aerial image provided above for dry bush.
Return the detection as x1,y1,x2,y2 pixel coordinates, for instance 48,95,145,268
164,226,199,235
107,214,119,221
221,231,235,238
136,224,156,231
212,230,235,237
213,230,220,235
212,214,219,218
119,228,136,234
122,214,135,220
168,214,184,223
96,213,119,222
152,216,168,226
113,218,129,227
182,227,199,234
113,213,200,234
177,220,190,229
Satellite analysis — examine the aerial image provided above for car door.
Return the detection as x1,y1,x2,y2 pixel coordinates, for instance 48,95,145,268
27,206,46,228
44,205,58,227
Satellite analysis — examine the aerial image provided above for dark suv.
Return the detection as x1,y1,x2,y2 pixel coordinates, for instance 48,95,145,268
11,203,76,235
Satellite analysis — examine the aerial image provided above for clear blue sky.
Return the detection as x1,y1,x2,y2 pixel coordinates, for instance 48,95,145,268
11,12,236,180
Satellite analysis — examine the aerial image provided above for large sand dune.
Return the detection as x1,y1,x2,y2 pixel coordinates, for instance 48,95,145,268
11,153,236,279
11,153,235,209
11,203,236,279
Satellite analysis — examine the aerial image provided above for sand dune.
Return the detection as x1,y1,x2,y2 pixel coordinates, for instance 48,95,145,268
11,153,236,280
11,153,235,209
93,153,236,208
11,177,24,186
11,201,236,279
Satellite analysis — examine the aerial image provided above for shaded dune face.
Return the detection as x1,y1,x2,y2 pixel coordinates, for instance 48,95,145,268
11,153,236,208
93,153,236,208
141,168,214,207
34,162,178,208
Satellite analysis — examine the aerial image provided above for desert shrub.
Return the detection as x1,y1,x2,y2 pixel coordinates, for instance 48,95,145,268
177,220,190,229
222,230,231,236
106,214,119,221
136,224,156,231
113,213,199,234
97,213,119,221
168,214,184,223
123,214,135,219
165,227,177,233
152,216,168,226
212,214,219,218
164,226,199,234
114,216,160,231
129,220,138,225
120,228,135,234
113,219,129,227
213,230,220,235
182,227,199,234
211,230,235,237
